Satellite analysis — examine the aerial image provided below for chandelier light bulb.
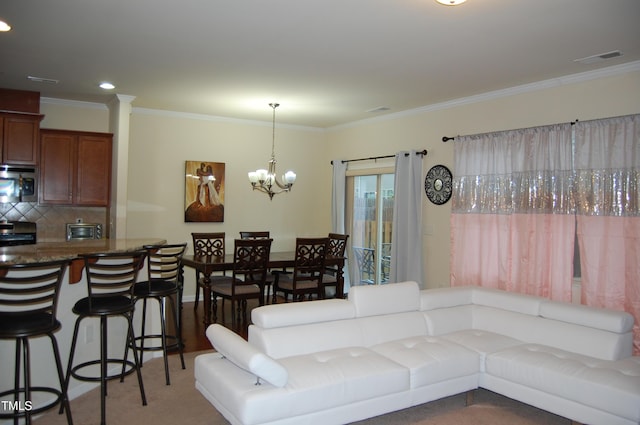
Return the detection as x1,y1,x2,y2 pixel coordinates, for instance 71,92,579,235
247,103,296,200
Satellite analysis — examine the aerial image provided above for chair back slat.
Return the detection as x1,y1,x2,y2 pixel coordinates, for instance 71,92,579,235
144,243,187,283
0,260,69,320
239,231,270,240
191,232,225,257
293,237,329,283
80,251,146,307
327,233,349,258
232,238,272,294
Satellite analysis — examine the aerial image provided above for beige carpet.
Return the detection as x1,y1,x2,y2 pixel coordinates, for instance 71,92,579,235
35,350,571,425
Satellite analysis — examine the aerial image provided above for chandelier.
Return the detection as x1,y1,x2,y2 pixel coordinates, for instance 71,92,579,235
248,103,296,200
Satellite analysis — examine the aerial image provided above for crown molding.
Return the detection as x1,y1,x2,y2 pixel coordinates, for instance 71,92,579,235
328,60,640,131
39,60,640,132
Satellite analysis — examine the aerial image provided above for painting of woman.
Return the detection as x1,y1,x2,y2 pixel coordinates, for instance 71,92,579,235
185,160,225,222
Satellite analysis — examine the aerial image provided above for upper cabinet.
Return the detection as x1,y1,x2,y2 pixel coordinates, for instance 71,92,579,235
40,129,113,206
0,88,43,166
0,112,43,165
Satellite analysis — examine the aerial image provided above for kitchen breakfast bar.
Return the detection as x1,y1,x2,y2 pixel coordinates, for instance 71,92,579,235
0,238,166,415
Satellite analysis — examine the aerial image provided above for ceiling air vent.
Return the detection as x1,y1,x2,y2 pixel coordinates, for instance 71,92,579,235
574,50,622,65
27,75,59,84
367,106,391,113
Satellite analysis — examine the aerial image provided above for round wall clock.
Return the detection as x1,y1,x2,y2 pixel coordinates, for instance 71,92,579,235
424,165,453,205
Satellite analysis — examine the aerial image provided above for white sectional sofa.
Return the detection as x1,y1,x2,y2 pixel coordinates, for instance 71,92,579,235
194,281,640,425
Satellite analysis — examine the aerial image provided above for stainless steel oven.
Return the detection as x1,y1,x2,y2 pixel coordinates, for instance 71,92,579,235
0,165,37,203
0,221,37,246
66,223,103,241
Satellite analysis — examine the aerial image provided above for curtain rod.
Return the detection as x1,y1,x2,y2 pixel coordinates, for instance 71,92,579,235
331,149,427,165
441,120,580,142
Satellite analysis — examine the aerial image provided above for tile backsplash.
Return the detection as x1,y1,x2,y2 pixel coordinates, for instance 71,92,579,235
0,202,108,242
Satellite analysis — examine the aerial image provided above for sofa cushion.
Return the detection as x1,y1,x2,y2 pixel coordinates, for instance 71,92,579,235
486,344,640,423
206,324,288,387
273,347,410,420
349,281,419,317
440,329,524,371
371,336,480,389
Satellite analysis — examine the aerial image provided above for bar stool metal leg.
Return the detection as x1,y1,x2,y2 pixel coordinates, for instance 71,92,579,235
62,251,147,425
0,260,73,425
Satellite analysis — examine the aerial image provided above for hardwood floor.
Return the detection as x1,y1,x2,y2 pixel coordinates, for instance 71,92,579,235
175,298,266,354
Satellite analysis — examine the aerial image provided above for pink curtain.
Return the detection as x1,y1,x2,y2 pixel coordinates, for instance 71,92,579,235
578,216,640,354
450,124,575,299
451,114,640,354
451,213,574,300
575,115,640,354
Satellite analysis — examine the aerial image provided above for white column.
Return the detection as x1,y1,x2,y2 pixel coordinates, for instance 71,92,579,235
107,94,136,239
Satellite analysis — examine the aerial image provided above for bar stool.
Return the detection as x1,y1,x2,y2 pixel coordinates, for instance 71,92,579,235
0,259,73,425
64,251,147,425
132,243,187,385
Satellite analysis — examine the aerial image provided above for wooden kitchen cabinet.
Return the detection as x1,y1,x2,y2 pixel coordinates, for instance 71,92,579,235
0,112,43,165
39,129,113,206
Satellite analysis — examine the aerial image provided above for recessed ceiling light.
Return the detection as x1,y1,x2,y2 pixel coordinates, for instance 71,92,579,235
0,20,11,32
99,82,115,90
435,0,467,5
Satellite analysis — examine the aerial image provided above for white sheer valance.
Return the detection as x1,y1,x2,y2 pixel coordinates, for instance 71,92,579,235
453,123,574,215
574,115,640,217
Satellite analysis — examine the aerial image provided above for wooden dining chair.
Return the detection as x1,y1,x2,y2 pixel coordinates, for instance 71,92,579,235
210,238,273,328
322,233,349,298
272,237,329,302
240,231,273,302
191,232,225,311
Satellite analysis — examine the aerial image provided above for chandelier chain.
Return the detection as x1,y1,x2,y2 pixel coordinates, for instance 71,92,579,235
248,102,295,200
270,103,279,160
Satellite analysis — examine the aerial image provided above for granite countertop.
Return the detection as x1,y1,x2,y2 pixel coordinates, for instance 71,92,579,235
0,238,166,265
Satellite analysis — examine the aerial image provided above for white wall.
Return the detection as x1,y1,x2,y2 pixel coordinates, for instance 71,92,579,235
126,111,331,297
37,66,640,295
325,68,640,289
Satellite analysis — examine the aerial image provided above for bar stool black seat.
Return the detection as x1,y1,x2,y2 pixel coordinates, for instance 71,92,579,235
63,251,147,425
0,259,73,425
132,243,187,385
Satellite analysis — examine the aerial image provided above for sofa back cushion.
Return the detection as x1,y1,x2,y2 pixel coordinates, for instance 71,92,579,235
471,287,544,315
349,281,420,317
420,286,474,311
540,300,634,333
421,286,634,360
422,305,474,335
538,301,634,360
251,298,355,328
248,318,363,359
356,311,429,346
248,299,360,359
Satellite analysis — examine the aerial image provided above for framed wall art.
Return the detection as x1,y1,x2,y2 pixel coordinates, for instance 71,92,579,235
184,160,225,222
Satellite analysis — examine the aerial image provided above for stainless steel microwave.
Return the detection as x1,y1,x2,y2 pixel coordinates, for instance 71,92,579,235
66,223,103,241
0,165,37,203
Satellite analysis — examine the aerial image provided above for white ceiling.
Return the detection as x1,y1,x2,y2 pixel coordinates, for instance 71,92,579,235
1,0,639,128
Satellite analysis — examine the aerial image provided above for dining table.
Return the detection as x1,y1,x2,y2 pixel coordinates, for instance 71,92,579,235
182,251,346,327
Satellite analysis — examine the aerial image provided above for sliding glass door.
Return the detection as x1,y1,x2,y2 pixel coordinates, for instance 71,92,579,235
350,173,394,285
